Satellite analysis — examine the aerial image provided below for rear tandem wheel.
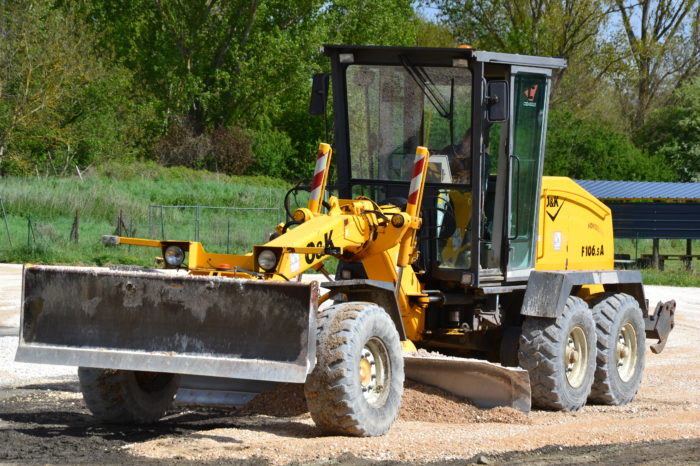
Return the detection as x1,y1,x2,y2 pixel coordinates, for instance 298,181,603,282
78,368,180,424
518,296,596,411
588,293,646,405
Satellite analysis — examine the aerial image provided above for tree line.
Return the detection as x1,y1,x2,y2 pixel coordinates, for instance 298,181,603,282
0,0,698,182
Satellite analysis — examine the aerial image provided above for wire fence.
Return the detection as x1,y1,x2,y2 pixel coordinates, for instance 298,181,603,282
147,205,283,253
0,203,285,256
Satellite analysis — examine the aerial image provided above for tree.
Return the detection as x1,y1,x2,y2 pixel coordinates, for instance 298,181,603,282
323,0,418,45
0,0,153,176
545,108,675,181
635,77,700,181
611,0,700,129
431,0,613,92
79,0,325,132
415,16,457,48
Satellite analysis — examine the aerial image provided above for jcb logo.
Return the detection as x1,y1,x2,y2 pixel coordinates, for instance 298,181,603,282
305,231,334,264
546,195,564,222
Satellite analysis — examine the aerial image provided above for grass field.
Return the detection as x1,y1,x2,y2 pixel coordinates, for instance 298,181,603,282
0,161,294,266
1,162,698,286
615,238,700,286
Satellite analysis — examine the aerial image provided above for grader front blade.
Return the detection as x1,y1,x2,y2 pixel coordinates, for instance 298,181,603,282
17,265,318,383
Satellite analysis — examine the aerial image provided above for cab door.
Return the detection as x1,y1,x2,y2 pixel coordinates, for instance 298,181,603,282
506,69,551,280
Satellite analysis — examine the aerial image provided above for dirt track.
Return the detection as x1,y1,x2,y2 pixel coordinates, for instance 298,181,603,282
0,265,699,464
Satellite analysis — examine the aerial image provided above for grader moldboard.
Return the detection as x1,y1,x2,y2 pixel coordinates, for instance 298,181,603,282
17,45,675,437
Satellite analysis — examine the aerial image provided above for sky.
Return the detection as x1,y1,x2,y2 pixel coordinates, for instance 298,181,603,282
414,2,440,21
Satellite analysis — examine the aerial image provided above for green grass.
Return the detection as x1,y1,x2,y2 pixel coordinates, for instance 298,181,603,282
640,268,700,287
615,238,700,286
0,161,297,265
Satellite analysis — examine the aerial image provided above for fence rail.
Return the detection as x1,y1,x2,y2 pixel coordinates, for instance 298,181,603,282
147,204,283,254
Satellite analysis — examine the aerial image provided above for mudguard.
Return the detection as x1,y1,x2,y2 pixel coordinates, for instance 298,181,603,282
16,266,318,383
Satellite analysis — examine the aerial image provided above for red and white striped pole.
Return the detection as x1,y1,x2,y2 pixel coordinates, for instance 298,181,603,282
405,146,429,218
398,146,430,267
308,143,332,214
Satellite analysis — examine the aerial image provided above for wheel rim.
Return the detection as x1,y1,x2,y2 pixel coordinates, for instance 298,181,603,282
616,322,638,382
359,337,391,407
565,326,589,388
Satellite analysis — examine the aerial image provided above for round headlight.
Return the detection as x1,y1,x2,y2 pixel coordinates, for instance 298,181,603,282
257,250,278,271
164,245,185,267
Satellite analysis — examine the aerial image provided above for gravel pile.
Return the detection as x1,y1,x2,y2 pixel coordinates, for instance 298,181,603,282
399,381,529,424
238,380,529,425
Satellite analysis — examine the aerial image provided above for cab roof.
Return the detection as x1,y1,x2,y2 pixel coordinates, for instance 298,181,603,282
322,44,567,70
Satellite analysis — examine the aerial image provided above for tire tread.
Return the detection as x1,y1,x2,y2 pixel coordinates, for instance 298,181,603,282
304,302,403,436
519,296,596,411
588,293,645,405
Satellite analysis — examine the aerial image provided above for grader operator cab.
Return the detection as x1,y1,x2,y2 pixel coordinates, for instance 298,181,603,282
17,45,675,437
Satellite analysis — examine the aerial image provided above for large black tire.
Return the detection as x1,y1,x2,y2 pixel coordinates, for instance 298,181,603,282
588,293,646,405
519,296,596,411
78,368,180,424
304,302,404,436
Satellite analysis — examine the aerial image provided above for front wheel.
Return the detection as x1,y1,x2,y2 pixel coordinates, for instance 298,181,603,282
519,296,596,411
78,368,180,424
304,302,404,436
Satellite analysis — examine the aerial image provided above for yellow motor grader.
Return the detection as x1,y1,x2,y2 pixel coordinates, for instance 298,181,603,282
17,45,675,437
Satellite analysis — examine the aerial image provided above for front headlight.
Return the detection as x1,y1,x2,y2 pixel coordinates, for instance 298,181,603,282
164,245,185,267
257,249,278,271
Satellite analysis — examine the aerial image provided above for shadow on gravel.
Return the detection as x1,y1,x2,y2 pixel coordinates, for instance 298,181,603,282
0,391,253,463
17,381,81,392
2,409,245,442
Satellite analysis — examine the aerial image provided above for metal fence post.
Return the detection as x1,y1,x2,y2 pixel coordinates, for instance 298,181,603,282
227,219,231,254
195,205,200,242
129,219,134,252
27,214,36,248
0,198,12,248
148,205,153,239
160,206,165,239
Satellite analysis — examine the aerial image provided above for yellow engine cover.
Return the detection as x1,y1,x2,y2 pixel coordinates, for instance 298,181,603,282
535,177,614,271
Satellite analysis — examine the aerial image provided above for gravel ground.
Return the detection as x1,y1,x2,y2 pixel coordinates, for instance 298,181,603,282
0,336,77,388
0,264,698,464
0,263,22,329
0,263,77,387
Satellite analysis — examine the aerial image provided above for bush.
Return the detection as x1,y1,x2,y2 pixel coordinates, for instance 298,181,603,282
210,126,254,175
153,117,254,175
247,127,296,178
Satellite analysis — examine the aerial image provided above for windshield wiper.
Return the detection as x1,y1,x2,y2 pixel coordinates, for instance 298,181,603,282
400,55,452,119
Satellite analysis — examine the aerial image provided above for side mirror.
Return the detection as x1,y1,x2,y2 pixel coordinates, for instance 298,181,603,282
486,80,509,122
309,73,330,116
